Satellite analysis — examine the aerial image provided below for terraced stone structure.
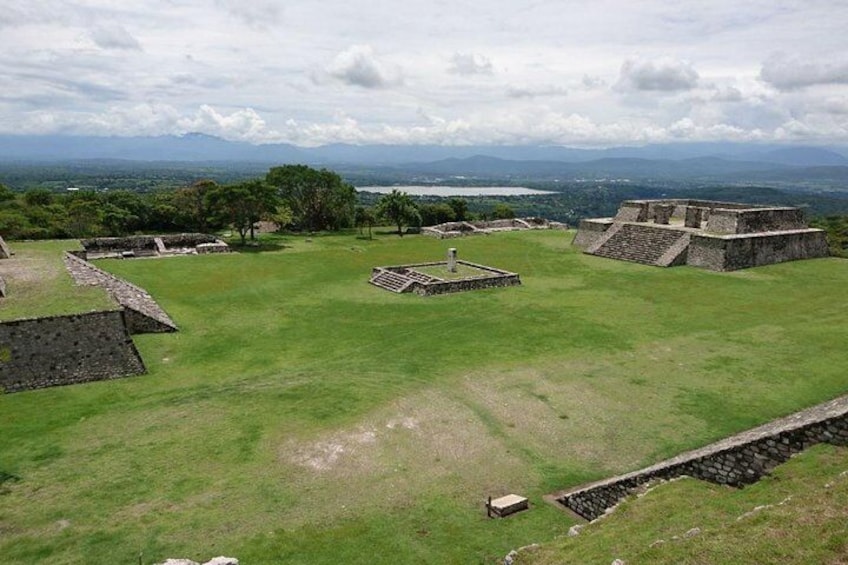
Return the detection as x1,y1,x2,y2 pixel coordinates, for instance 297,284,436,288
369,260,520,295
422,217,567,239
573,199,829,271
79,233,229,259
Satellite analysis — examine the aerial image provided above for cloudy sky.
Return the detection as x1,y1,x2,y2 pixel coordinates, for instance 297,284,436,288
2,0,848,147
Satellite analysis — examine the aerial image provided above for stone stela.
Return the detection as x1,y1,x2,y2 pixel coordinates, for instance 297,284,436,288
447,248,457,273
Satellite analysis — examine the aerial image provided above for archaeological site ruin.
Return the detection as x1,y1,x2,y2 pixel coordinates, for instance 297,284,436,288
573,199,829,271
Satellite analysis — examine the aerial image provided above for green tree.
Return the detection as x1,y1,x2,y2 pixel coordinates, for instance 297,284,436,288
172,179,216,232
207,180,278,245
266,165,356,232
419,203,456,226
492,203,516,220
354,206,377,239
376,190,420,237
447,197,469,221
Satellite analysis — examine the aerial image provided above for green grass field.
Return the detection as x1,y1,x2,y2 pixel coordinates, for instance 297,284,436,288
1,230,846,564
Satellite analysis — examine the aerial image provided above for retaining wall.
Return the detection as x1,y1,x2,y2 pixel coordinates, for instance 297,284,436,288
63,252,177,333
572,219,613,249
688,230,830,271
558,394,848,521
0,310,146,393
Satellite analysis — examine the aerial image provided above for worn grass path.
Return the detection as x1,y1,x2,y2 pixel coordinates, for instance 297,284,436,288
0,230,846,564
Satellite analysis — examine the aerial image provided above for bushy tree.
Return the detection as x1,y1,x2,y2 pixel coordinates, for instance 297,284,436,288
419,203,455,226
447,197,469,221
266,165,356,232
354,206,376,239
376,190,420,237
492,203,516,220
172,179,217,232
207,180,278,245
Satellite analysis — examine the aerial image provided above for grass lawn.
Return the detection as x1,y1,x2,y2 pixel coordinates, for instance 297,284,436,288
413,262,498,280
0,230,846,564
0,240,115,321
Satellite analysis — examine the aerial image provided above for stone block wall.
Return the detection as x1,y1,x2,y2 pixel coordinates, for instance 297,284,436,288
558,394,848,521
63,252,177,333
735,208,805,234
0,310,146,393
572,219,613,249
0,236,11,259
614,202,648,222
688,230,830,271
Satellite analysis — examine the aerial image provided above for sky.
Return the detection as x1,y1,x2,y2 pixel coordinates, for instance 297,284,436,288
2,0,848,147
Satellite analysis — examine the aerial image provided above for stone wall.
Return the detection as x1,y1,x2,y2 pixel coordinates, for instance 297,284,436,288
0,236,11,259
411,272,521,296
79,233,225,258
0,310,146,393
688,230,830,271
572,219,613,249
558,394,848,521
63,252,177,333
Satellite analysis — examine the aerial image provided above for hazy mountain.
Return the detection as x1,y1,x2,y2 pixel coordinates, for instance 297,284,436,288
2,134,848,168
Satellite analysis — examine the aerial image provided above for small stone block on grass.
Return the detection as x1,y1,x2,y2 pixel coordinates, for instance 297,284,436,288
488,494,529,518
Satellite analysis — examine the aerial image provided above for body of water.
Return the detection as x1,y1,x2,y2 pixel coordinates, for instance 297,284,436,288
356,185,554,196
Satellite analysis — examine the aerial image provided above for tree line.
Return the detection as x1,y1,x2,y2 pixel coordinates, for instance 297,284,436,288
0,165,518,243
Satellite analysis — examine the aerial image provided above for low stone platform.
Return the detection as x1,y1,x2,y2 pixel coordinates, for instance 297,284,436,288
369,260,520,296
422,217,566,239
488,494,529,518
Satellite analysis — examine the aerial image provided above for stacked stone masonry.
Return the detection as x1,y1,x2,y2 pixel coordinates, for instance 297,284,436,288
557,394,848,520
574,199,829,271
0,310,146,392
422,217,567,239
369,260,521,295
79,233,228,259
63,252,177,333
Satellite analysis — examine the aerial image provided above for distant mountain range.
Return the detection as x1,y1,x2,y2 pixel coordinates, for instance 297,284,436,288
1,133,848,183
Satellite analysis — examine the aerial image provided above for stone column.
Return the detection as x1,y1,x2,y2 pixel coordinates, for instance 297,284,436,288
447,248,457,273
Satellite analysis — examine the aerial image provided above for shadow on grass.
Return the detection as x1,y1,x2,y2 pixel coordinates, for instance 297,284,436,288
226,241,292,254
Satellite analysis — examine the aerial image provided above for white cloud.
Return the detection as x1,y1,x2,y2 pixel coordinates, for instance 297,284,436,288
448,52,494,76
1,1,847,147
617,57,699,92
90,25,142,50
326,44,401,89
760,52,848,90
506,84,567,99
214,0,282,29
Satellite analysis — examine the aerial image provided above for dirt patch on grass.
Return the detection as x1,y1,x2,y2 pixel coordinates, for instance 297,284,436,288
278,389,536,518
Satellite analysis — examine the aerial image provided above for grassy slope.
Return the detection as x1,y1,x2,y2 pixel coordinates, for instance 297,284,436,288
0,230,846,564
521,444,848,565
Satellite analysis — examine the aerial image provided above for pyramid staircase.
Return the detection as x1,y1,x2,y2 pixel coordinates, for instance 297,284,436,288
587,223,690,267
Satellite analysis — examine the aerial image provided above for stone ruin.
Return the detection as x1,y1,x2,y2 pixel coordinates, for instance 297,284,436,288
78,233,229,260
370,248,520,295
573,199,829,271
422,217,567,239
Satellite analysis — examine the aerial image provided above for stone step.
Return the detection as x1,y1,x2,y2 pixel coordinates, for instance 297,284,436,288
369,270,415,293
592,224,685,265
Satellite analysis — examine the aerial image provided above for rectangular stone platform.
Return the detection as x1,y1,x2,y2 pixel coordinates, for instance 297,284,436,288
488,494,529,518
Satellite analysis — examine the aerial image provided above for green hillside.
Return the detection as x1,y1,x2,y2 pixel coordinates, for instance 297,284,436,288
0,230,846,564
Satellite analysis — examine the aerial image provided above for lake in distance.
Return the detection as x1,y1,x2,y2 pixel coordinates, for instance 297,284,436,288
355,185,554,196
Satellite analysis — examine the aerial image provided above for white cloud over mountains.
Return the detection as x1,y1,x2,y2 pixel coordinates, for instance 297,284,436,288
617,57,699,92
1,0,847,146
